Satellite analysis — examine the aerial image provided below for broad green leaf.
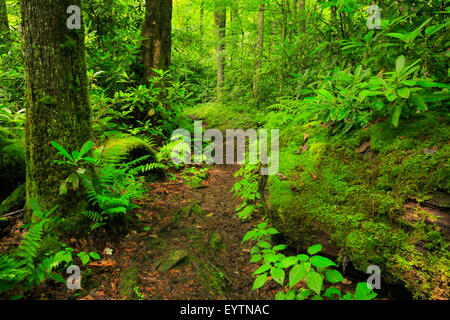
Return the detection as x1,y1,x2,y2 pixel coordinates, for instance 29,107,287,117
242,230,256,243
306,270,323,295
257,222,268,229
296,289,312,300
257,241,271,248
325,269,344,283
253,264,271,275
323,287,341,299
316,89,334,100
279,256,298,268
310,255,336,268
264,253,279,264
354,282,377,300
307,244,322,255
79,141,94,158
77,252,90,266
271,267,285,285
397,87,410,99
51,141,73,161
392,104,402,128
386,33,408,42
289,263,307,288
89,252,101,260
297,254,309,262
396,55,406,73
250,254,262,263
266,228,279,235
252,274,268,290
273,244,287,251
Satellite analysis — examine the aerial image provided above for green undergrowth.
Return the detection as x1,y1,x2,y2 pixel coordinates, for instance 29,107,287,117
185,102,263,130
267,111,449,300
190,103,449,299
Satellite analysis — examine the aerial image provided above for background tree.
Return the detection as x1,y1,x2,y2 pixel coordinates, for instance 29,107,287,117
0,0,9,53
214,2,226,98
253,1,265,100
20,0,91,223
141,0,173,82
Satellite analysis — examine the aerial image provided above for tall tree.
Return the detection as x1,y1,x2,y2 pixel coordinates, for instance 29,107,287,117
253,2,265,100
0,0,9,53
20,0,92,223
279,0,287,95
214,4,226,98
141,0,173,82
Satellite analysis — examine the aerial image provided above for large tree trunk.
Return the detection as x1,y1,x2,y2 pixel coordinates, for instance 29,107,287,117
0,0,9,53
141,0,172,82
214,6,226,98
253,3,265,100
20,0,91,223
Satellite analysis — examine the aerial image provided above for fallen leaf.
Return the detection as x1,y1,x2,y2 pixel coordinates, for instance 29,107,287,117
304,133,309,142
89,260,117,267
309,172,317,180
356,141,371,153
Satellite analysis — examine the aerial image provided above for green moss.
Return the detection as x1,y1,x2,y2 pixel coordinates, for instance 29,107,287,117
0,184,25,215
266,111,450,299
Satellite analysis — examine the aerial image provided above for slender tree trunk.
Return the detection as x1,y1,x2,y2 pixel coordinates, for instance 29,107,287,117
20,0,91,223
279,0,287,96
253,3,265,100
298,0,305,33
214,6,226,98
200,0,204,37
141,0,173,82
0,0,9,53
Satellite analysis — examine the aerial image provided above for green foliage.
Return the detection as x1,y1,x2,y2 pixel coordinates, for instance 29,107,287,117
0,200,62,295
231,165,262,220
243,223,377,300
51,139,160,230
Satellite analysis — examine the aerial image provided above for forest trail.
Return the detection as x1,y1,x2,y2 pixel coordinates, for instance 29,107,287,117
51,127,277,300
72,162,276,300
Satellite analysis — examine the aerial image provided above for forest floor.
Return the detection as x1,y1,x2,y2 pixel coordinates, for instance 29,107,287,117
0,121,364,300
1,139,279,300
69,161,278,300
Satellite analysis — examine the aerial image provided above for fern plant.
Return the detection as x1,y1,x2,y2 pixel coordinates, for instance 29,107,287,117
52,139,160,230
0,199,61,295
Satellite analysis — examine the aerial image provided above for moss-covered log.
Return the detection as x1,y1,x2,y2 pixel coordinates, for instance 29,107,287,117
20,0,91,224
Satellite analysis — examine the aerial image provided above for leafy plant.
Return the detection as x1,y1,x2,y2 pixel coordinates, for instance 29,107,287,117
243,223,377,300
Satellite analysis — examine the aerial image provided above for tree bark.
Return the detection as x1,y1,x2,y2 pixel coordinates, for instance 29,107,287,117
0,0,9,53
253,3,265,100
280,0,287,96
214,6,226,98
141,0,173,82
20,0,92,223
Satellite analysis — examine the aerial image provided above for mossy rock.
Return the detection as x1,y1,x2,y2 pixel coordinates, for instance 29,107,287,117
154,249,188,273
173,200,206,222
101,135,165,179
209,232,226,252
118,267,140,300
0,184,25,215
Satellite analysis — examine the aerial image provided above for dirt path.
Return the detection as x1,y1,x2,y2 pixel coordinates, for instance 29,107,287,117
63,160,276,300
